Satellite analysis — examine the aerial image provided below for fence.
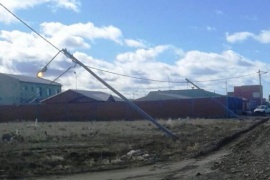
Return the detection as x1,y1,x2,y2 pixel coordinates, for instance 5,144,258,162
0,97,241,122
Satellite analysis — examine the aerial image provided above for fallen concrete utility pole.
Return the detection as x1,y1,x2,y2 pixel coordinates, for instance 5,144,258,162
0,2,177,139
62,49,178,139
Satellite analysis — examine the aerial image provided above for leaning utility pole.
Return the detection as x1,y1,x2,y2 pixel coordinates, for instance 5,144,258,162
0,2,177,139
185,78,238,118
62,49,178,139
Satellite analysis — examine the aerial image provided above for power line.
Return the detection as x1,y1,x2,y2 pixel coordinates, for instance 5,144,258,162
29,63,77,103
86,66,186,83
0,3,76,98
0,3,60,52
188,72,258,83
261,77,270,85
86,65,259,84
0,3,264,87
0,3,177,138
0,2,185,85
2,63,76,116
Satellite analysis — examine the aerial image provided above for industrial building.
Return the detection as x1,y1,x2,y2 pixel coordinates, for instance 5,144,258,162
228,85,264,111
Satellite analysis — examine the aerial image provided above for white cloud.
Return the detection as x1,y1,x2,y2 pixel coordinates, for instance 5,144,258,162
0,30,57,61
1,27,265,94
175,50,264,93
116,45,170,62
40,22,123,48
254,30,270,43
53,0,81,12
0,28,69,76
0,0,81,23
124,39,147,48
0,0,43,10
226,29,270,44
1,28,268,98
226,32,254,43
0,22,269,98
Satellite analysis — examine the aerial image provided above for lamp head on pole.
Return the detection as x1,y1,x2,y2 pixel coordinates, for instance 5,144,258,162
37,66,47,78
36,50,63,78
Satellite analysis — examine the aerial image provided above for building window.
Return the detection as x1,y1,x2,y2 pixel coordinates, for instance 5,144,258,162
253,92,260,98
47,89,51,96
22,86,26,91
36,87,42,97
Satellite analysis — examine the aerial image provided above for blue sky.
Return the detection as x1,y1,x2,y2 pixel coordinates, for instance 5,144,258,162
0,0,270,99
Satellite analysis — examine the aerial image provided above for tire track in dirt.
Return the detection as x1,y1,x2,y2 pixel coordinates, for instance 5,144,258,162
162,117,270,180
193,117,269,158
34,117,269,180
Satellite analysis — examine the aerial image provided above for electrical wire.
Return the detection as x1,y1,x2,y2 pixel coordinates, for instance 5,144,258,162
261,77,270,86
187,72,258,83
21,63,76,104
41,50,62,71
0,3,75,100
0,3,265,88
87,66,186,83
0,3,60,52
3,62,77,115
87,65,259,84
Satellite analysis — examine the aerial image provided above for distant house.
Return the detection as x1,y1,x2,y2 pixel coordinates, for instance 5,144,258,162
135,89,223,101
41,89,123,104
0,73,61,105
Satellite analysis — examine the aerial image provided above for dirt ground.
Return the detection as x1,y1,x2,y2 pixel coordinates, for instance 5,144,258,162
0,117,268,179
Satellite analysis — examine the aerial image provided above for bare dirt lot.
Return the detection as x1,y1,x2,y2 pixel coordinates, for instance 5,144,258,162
0,117,268,179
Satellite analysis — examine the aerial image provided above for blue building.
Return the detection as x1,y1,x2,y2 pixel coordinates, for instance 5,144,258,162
0,73,61,105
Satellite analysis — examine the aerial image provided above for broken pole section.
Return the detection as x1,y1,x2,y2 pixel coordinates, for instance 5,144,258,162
62,49,178,139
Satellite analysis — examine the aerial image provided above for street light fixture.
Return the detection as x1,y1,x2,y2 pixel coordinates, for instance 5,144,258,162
37,66,47,78
37,50,62,78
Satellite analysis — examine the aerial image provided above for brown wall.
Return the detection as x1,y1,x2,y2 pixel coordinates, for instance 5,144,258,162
0,97,233,122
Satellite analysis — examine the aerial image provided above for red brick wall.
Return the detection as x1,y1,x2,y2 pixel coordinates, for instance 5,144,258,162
0,97,232,122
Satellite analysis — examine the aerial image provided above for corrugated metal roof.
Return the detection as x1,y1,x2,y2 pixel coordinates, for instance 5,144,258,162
1,73,61,85
72,89,123,101
136,89,223,101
